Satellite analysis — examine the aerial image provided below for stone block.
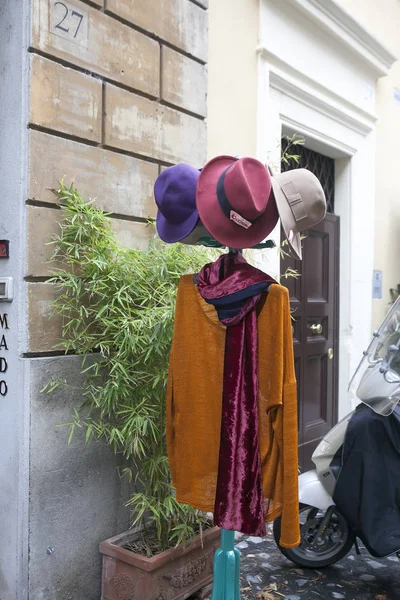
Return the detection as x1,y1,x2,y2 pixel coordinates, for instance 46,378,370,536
27,283,63,353
29,354,131,600
162,46,207,117
26,205,155,278
106,0,208,62
105,83,207,166
29,130,158,219
110,218,155,251
26,206,63,278
30,53,102,142
31,0,159,97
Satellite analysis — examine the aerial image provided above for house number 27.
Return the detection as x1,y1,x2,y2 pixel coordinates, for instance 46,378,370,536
54,2,84,38
50,0,88,45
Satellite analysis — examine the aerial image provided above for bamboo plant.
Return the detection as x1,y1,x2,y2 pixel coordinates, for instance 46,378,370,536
44,182,215,553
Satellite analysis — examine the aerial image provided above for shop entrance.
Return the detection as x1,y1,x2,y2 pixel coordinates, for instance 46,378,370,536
280,143,340,470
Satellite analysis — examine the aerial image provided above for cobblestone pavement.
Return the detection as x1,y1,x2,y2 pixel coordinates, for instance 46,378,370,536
232,528,400,600
193,526,400,600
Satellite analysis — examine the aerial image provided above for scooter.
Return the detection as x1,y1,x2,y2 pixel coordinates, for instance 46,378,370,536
273,296,400,568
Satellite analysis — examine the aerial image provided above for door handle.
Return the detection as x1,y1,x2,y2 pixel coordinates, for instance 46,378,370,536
328,348,334,360
310,323,322,335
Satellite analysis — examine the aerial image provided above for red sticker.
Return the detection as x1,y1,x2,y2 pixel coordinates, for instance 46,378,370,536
0,241,9,259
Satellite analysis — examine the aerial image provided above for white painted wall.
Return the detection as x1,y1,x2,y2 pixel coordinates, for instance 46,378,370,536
207,0,259,158
0,2,30,598
335,0,400,330
256,0,398,418
372,61,400,328
335,0,400,57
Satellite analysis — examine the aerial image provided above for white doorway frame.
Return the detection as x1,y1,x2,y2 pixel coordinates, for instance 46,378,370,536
255,0,394,417
257,0,396,418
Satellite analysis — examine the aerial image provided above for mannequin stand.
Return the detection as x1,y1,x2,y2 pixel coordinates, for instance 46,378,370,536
194,241,274,600
211,529,241,600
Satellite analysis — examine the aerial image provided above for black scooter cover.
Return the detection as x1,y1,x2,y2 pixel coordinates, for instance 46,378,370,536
334,403,400,557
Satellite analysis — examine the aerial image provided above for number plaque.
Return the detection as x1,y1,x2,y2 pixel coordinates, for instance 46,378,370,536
50,0,89,46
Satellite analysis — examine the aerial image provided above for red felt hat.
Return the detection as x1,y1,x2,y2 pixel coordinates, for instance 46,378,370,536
196,155,278,248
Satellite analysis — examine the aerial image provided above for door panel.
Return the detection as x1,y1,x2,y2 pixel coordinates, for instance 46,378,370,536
282,214,339,471
304,353,327,425
306,230,329,301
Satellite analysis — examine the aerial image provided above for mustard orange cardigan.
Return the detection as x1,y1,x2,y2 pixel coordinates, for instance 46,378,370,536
166,275,300,548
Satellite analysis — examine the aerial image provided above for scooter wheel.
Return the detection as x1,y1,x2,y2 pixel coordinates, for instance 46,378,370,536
273,503,355,568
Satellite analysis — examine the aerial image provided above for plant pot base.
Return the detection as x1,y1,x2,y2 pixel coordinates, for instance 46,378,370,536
100,527,220,600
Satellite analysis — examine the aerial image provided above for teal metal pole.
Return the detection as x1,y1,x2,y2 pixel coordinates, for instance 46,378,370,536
212,250,243,598
211,529,241,600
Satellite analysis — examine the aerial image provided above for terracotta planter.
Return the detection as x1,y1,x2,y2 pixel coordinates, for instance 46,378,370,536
100,526,220,600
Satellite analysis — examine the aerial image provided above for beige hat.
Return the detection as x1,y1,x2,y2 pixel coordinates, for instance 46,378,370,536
270,168,326,260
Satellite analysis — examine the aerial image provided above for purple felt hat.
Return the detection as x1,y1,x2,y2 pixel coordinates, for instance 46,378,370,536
154,163,200,243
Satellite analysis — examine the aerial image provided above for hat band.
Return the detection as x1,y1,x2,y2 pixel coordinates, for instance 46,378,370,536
280,182,308,222
217,166,262,230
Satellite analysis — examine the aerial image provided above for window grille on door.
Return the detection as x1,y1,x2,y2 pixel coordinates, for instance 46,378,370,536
281,138,335,214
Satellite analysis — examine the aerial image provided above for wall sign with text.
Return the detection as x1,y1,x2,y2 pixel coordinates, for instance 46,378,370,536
0,313,8,397
372,270,383,300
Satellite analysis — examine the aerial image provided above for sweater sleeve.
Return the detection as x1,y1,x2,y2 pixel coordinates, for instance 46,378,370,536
279,292,300,548
166,325,176,487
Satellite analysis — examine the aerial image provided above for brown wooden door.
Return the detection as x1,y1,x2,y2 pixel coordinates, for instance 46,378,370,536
282,215,340,470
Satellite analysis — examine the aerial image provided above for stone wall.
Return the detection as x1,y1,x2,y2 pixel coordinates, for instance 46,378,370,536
24,1,208,598
28,0,208,350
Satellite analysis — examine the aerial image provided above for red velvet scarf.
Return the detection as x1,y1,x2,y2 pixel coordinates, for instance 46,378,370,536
197,252,275,536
